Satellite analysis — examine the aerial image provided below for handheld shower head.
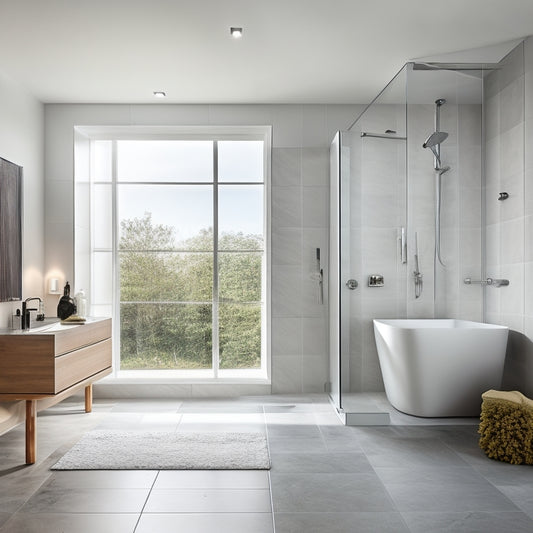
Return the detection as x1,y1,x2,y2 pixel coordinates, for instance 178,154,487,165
422,131,448,149
423,131,449,167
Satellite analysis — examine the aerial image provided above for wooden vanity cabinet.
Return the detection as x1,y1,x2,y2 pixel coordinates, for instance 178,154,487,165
0,318,112,464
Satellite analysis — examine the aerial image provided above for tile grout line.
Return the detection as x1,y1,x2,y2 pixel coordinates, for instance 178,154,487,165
133,470,161,533
263,404,277,533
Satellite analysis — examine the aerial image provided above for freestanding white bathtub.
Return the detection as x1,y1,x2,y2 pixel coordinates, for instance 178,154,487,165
373,319,509,417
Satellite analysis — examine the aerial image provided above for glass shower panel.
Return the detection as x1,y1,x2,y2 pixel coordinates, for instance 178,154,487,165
330,130,359,410
329,66,407,414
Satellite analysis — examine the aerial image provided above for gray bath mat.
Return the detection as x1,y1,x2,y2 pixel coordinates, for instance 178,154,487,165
51,430,271,470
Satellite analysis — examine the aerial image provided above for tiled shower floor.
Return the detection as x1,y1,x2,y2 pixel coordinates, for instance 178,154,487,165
0,394,532,532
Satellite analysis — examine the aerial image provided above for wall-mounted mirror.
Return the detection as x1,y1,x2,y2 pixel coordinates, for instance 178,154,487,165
0,157,22,302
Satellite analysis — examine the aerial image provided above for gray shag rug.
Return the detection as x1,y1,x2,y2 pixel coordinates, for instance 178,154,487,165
51,430,271,470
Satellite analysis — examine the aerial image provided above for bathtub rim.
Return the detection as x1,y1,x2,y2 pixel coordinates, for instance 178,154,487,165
373,318,509,331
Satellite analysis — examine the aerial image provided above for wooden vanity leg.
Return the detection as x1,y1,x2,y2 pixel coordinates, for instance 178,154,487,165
25,400,36,465
85,384,93,413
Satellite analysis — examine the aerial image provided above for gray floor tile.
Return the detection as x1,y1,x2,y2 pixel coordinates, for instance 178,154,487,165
268,436,327,453
178,402,264,413
110,400,182,412
401,511,533,533
177,412,266,434
270,473,395,513
474,461,533,485
153,470,270,489
44,470,158,489
0,513,139,533
386,481,520,513
274,512,409,533
361,437,470,468
0,513,10,528
270,451,373,473
497,485,533,519
19,488,150,514
267,424,322,439
136,512,274,533
374,465,487,485
144,488,272,513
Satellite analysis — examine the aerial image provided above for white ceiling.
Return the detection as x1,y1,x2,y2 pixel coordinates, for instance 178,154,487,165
1,0,533,104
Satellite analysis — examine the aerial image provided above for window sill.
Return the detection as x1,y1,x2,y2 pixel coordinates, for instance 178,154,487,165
100,368,270,385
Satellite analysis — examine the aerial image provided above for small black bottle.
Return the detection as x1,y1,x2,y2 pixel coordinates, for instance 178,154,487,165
57,281,76,320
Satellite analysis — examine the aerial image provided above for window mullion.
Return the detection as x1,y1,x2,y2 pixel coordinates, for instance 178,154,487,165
111,140,120,376
212,141,219,378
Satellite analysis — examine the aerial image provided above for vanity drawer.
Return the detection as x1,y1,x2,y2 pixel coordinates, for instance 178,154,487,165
55,338,112,393
54,319,112,356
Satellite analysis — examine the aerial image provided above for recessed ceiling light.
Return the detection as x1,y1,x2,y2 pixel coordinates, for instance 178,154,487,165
153,91,166,98
230,27,243,38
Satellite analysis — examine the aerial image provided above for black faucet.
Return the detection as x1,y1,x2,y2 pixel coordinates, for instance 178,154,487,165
21,297,42,330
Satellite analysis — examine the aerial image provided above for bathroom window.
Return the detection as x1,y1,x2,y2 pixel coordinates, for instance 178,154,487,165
79,127,271,381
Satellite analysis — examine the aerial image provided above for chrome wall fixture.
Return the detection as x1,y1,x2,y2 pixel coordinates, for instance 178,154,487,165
360,131,407,140
315,248,324,304
413,232,423,299
464,277,510,287
422,98,450,267
368,275,384,287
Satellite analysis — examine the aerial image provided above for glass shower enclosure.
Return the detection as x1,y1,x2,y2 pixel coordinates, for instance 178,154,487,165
329,62,486,421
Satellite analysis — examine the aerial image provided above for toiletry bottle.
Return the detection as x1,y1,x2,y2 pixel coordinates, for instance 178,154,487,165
75,289,87,319
36,300,45,321
57,281,76,319
11,309,21,329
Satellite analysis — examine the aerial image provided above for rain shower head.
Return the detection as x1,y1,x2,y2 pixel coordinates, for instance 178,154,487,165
422,131,448,149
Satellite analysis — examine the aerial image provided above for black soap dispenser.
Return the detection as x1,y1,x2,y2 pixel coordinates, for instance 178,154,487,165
57,281,76,320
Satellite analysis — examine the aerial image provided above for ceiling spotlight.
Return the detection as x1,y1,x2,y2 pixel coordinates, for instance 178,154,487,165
153,91,166,98
230,27,243,38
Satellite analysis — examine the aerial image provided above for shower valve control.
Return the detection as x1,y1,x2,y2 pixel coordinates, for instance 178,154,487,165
346,279,359,290
368,275,384,287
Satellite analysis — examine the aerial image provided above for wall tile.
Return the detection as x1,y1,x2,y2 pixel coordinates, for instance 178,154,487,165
272,228,302,266
271,356,302,393
271,317,302,357
499,42,524,91
130,104,210,125
500,123,524,179
271,106,303,148
272,266,302,318
301,148,329,186
302,186,327,228
272,186,302,228
302,356,327,392
500,218,525,264
499,263,524,316
302,317,327,357
500,76,525,133
272,148,301,187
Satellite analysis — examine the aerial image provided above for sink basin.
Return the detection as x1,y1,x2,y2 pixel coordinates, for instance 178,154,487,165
26,318,61,333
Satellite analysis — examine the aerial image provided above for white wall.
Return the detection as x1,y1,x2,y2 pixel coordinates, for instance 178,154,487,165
484,39,533,396
44,103,364,395
0,70,44,434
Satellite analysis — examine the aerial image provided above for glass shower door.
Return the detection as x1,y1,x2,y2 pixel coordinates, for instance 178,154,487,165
329,130,359,412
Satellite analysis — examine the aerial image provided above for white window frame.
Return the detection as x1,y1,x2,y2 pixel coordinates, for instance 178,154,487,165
74,125,271,383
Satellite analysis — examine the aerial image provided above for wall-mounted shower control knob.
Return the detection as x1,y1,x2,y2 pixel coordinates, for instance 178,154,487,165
368,275,384,287
346,279,358,290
